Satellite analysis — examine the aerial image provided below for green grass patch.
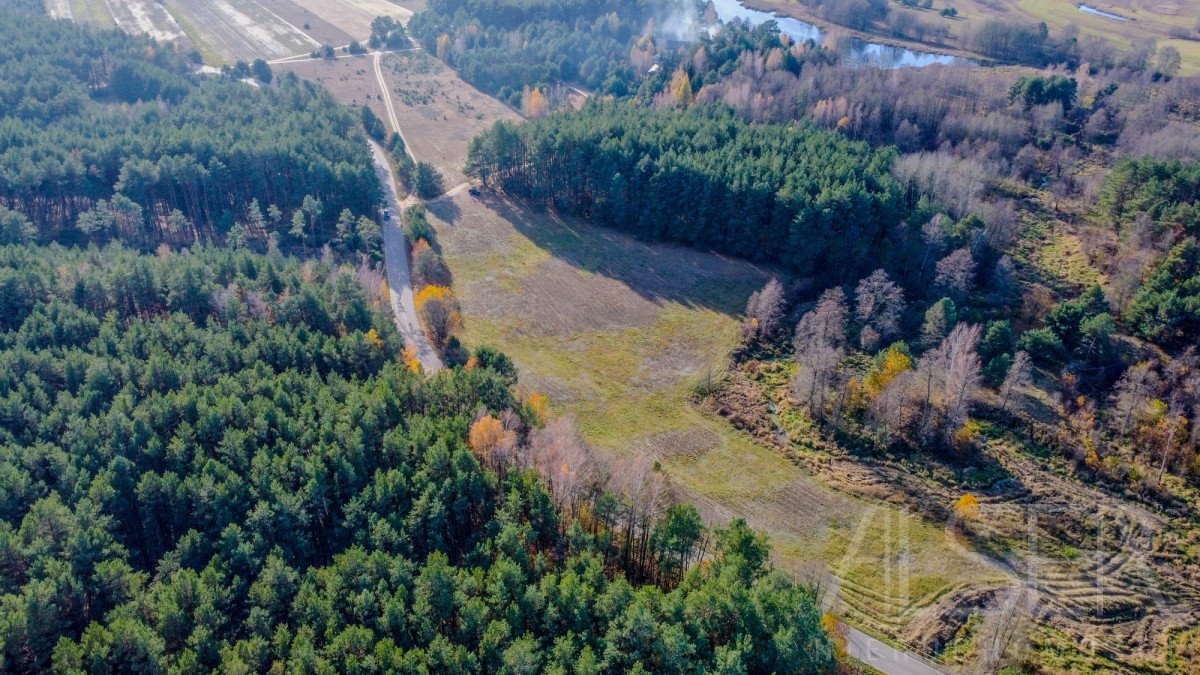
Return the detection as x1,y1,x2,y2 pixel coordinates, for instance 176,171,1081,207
66,0,114,27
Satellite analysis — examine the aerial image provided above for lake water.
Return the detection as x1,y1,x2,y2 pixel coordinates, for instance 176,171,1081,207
1078,4,1129,21
707,0,966,69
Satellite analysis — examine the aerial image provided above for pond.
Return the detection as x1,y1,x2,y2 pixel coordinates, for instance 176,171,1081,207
707,0,967,69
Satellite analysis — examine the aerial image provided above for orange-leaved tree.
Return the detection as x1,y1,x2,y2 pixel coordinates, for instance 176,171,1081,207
469,415,514,470
528,393,549,422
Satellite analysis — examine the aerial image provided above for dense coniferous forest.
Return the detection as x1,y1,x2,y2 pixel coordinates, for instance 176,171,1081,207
408,0,654,104
0,244,832,672
467,103,904,278
0,4,380,250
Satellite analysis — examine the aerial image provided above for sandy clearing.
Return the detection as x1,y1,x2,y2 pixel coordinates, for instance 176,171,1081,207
103,0,183,42
286,0,412,38
45,0,72,19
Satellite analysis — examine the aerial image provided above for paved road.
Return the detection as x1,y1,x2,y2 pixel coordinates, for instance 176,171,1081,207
846,626,946,675
369,141,443,372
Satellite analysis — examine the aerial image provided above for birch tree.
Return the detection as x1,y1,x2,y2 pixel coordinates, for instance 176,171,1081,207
854,269,905,350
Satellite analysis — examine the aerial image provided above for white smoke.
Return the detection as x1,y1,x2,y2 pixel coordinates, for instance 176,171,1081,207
656,0,704,42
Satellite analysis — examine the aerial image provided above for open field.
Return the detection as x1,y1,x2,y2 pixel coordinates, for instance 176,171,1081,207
280,0,412,39
427,187,1007,641
55,0,412,62
276,54,389,117
163,0,319,63
103,0,184,42
750,0,1200,74
44,0,114,26
255,0,355,46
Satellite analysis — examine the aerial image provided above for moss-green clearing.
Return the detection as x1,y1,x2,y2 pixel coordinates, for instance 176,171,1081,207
1032,230,1105,291
65,0,114,27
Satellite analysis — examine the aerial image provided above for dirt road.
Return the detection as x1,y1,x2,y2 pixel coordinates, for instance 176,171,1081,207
373,50,415,163
369,141,443,372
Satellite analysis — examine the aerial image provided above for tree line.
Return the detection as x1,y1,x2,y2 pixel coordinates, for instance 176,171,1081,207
467,101,906,279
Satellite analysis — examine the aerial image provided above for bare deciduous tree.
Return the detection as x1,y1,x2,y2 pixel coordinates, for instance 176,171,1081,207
742,277,786,345
1110,362,1161,436
795,287,849,353
868,369,917,445
530,417,599,517
943,323,983,431
893,152,992,218
988,255,1018,305
982,199,1021,252
854,269,905,349
1000,350,1032,412
934,247,977,302
793,288,850,420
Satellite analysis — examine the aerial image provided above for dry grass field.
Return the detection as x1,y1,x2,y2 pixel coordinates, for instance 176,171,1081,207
377,51,522,186
281,0,411,40
255,0,355,47
750,0,1200,74
276,54,389,118
105,0,184,42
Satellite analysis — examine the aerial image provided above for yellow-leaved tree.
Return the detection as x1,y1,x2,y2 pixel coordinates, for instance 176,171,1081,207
669,69,693,108
954,493,979,521
522,86,549,119
414,285,461,348
820,613,847,664
401,345,421,373
864,345,912,398
951,419,982,452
